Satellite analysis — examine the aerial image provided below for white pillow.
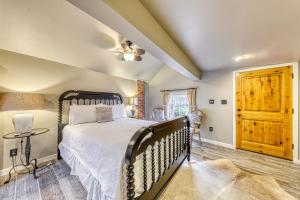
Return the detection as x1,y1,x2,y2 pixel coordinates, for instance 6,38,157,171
112,104,127,120
68,104,127,125
69,105,98,125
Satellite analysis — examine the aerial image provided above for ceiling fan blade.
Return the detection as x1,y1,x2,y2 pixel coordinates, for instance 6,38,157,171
134,55,142,61
135,48,145,55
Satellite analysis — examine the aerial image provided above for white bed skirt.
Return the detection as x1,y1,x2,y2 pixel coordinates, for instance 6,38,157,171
58,119,174,200
59,143,114,200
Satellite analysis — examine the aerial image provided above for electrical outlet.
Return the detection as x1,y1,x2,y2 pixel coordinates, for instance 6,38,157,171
10,148,17,157
209,99,214,104
209,127,213,132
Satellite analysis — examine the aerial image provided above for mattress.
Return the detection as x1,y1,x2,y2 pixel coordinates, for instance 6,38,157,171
59,118,165,200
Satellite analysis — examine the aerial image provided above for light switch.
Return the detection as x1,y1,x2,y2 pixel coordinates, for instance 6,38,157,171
221,100,227,104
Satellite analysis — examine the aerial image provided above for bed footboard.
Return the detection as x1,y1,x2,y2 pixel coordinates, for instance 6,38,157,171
125,116,190,200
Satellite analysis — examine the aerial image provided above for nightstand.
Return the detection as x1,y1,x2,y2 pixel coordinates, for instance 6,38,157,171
2,128,49,184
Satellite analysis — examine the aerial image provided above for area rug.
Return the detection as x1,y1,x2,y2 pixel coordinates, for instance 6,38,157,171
159,159,296,200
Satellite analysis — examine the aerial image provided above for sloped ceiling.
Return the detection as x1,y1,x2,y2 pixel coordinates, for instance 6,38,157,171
66,0,201,80
0,0,163,81
141,0,300,71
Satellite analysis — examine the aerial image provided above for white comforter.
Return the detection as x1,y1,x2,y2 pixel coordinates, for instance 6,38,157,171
59,118,156,200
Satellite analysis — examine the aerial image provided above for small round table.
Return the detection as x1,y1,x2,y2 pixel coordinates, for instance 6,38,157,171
2,128,49,184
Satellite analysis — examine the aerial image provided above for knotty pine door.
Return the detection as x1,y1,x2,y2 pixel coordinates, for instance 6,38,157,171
236,66,293,160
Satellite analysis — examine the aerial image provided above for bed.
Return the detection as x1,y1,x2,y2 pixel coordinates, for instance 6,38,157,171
57,90,191,200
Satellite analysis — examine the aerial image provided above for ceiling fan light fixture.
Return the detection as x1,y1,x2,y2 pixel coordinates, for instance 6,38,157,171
123,52,135,61
112,39,145,61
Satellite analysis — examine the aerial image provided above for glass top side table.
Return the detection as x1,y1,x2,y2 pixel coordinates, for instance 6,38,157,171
2,128,49,184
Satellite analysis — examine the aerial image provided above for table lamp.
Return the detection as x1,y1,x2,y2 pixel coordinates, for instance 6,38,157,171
130,97,138,117
0,92,46,135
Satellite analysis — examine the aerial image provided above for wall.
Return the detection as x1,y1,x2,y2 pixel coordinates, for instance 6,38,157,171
0,112,3,170
149,64,300,162
0,50,136,171
144,82,150,120
149,66,234,144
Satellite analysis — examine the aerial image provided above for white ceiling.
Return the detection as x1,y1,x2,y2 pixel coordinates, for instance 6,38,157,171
141,0,300,71
0,0,163,81
66,0,201,80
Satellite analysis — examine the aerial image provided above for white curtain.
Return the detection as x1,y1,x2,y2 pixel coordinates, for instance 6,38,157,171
162,91,171,118
187,89,197,112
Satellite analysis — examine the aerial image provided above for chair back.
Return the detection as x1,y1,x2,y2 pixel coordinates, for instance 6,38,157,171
189,109,204,128
151,107,166,122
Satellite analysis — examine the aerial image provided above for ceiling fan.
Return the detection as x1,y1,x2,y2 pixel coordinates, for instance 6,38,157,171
112,40,145,62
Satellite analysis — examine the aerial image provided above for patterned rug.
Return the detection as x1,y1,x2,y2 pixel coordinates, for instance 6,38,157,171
0,160,87,200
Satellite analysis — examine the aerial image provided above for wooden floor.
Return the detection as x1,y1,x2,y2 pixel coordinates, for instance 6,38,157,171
192,141,300,199
0,140,299,199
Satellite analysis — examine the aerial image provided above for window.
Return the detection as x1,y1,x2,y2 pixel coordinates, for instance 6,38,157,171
166,91,190,119
162,88,197,120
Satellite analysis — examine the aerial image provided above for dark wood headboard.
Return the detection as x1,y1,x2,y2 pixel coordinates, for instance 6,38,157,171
57,90,124,159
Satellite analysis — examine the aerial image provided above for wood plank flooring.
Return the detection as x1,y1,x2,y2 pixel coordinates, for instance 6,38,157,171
0,140,299,199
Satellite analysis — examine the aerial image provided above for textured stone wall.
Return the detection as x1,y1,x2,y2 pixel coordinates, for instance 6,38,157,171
136,80,145,119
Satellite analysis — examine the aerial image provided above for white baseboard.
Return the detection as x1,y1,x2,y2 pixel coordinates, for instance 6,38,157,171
0,154,57,176
294,159,300,164
201,138,300,165
201,138,234,149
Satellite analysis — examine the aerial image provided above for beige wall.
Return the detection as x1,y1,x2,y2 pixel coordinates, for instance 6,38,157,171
0,112,4,170
149,65,300,161
0,50,136,171
149,66,234,145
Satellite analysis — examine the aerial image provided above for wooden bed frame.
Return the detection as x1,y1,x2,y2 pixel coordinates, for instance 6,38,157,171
58,90,190,200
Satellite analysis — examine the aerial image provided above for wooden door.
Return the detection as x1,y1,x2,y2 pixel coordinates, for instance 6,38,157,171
236,66,293,160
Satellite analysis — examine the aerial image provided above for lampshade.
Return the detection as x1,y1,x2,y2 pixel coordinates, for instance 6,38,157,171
129,97,138,106
0,92,46,111
124,96,137,106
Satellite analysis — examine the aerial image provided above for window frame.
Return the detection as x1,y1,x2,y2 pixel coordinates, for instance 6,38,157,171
166,90,190,119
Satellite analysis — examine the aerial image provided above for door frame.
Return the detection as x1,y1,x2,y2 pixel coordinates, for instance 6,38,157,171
232,62,299,163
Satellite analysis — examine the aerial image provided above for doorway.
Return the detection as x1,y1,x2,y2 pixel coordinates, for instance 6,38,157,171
235,66,293,159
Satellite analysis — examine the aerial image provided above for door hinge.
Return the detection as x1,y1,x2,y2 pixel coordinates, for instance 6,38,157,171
292,108,294,114
292,144,294,149
292,73,294,79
